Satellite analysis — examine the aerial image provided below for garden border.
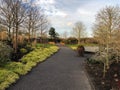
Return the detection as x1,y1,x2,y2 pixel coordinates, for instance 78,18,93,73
6,47,60,90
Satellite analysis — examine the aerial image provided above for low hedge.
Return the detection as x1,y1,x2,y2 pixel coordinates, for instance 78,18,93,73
0,46,59,90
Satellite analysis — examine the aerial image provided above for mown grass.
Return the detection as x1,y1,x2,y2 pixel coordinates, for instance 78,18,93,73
36,43,54,48
0,45,59,90
67,43,98,50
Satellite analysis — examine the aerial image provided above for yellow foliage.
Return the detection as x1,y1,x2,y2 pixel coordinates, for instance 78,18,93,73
0,31,7,40
48,42,55,45
60,42,65,46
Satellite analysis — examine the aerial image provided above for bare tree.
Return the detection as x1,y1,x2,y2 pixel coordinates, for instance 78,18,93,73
38,12,50,44
23,3,36,43
0,0,13,40
39,14,49,38
23,2,49,44
12,0,26,53
93,6,120,76
0,0,50,50
0,0,27,52
72,21,86,44
62,31,68,39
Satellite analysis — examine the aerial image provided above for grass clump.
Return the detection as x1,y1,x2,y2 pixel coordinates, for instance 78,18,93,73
0,69,19,90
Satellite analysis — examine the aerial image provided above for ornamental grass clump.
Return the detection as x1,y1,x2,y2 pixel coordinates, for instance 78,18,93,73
0,69,19,90
4,62,26,75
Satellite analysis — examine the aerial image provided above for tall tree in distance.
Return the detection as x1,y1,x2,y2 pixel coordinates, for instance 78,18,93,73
39,13,49,38
23,1,49,44
49,27,56,39
72,21,86,44
62,31,68,40
49,27,59,42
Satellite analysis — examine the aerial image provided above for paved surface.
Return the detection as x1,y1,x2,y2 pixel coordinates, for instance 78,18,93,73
85,46,99,53
7,46,92,90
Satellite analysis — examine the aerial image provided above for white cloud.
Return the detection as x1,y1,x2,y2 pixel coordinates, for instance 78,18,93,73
38,0,55,4
67,22,73,26
77,8,95,16
22,0,27,3
55,11,68,17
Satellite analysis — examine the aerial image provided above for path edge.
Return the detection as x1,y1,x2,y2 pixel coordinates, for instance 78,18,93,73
83,61,96,90
6,48,60,90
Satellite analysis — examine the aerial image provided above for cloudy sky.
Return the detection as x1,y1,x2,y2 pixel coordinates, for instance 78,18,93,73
35,0,120,37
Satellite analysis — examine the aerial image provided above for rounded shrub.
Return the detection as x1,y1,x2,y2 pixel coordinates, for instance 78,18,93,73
25,44,33,52
20,48,27,54
77,45,85,57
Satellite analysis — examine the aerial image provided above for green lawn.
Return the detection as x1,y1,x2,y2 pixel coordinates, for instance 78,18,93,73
36,43,55,48
67,43,98,50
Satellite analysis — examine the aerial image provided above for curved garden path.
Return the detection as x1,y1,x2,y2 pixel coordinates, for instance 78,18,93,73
7,46,92,90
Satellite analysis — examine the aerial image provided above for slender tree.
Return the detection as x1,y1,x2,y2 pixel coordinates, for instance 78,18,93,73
93,6,120,76
62,31,68,39
0,0,13,40
72,21,86,44
12,0,26,53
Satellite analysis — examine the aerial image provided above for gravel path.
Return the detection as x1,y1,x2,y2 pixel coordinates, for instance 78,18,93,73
7,46,92,90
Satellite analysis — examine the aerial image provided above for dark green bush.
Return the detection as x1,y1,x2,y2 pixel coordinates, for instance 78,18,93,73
87,58,102,64
0,42,13,65
25,44,33,52
66,37,78,44
77,45,85,57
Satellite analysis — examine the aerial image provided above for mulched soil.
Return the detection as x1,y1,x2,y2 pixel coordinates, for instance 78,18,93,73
85,60,120,90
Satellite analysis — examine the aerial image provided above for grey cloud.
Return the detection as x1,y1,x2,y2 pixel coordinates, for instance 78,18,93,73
43,0,120,37
54,0,88,12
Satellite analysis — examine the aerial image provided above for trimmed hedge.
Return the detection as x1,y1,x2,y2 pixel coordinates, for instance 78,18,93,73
0,46,59,90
